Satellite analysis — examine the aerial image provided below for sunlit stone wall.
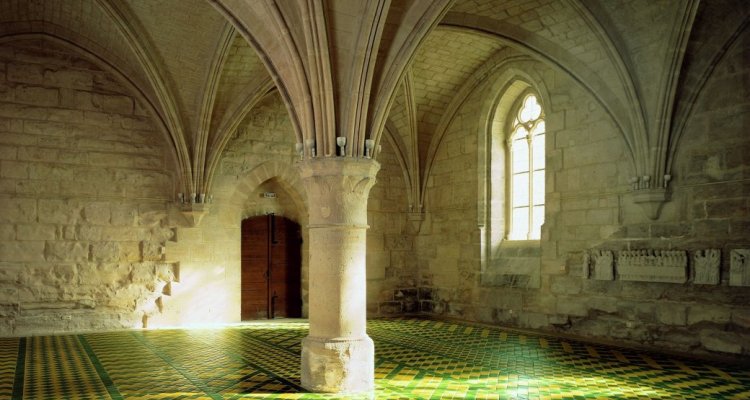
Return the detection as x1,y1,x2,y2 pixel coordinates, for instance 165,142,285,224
0,40,177,335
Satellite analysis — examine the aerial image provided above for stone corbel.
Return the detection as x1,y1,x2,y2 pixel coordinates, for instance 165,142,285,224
408,211,424,221
632,188,669,220
407,211,425,234
629,174,672,220
179,203,209,227
175,192,212,227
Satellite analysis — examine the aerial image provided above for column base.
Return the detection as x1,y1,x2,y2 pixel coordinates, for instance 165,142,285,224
300,335,374,393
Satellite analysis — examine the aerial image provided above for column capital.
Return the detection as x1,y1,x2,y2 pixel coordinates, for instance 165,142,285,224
297,158,381,226
297,157,380,180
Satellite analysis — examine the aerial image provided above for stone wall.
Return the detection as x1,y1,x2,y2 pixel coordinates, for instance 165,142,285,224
158,91,411,323
367,139,413,315
542,28,750,356
416,30,750,357
0,39,177,335
160,93,302,325
416,84,484,318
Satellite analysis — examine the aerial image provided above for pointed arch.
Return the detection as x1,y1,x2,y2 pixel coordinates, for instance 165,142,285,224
0,33,182,185
383,121,417,212
203,79,277,193
439,15,641,173
195,23,237,194
95,0,193,193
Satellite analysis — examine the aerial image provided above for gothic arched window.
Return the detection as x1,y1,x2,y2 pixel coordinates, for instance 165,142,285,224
508,92,545,240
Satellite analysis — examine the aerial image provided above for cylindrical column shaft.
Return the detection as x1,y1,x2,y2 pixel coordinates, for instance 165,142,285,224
298,158,380,393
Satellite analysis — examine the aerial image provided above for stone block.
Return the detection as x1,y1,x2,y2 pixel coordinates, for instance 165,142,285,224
655,303,687,326
479,290,524,311
91,242,120,263
618,281,664,299
88,152,162,169
17,147,59,163
0,144,17,160
111,203,137,226
0,103,45,121
117,115,152,130
47,108,84,123
77,263,130,286
555,298,588,317
120,241,141,262
692,249,720,285
45,241,88,262
38,199,80,224
82,202,110,225
420,300,434,313
0,224,14,240
586,209,613,225
693,219,730,237
43,69,93,90
92,93,134,114
0,197,36,223
62,226,76,240
659,330,702,348
403,300,418,313
16,224,56,241
0,262,22,283
586,296,618,313
519,312,549,329
687,305,731,325
141,241,164,262
482,273,538,288
705,198,747,219
0,241,45,262
384,234,412,251
22,264,77,287
0,83,11,102
1,160,28,179
22,120,70,137
732,309,750,329
7,64,44,84
729,249,750,286
379,301,402,314
650,223,691,238
138,204,167,227
692,181,750,201
699,330,742,354
418,287,432,301
14,85,58,106
549,314,570,326
550,276,581,295
731,219,750,237
77,225,103,241
155,263,176,282
59,88,93,110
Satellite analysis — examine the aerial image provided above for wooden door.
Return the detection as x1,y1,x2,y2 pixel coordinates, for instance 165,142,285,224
241,215,301,320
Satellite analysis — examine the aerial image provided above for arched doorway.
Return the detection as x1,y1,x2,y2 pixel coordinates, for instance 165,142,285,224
241,214,302,319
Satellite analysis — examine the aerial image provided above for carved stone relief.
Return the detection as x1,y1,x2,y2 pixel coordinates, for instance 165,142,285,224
617,250,687,283
729,249,750,287
583,250,614,280
693,249,720,285
582,251,591,278
594,250,614,280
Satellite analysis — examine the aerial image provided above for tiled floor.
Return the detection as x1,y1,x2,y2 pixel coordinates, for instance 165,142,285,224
1,318,749,399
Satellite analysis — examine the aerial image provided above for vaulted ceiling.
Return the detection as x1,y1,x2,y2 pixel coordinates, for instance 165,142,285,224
0,0,746,207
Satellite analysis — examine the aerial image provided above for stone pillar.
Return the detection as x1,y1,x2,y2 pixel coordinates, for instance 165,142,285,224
298,158,380,393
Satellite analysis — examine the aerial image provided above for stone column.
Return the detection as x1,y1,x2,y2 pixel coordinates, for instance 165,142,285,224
298,157,380,393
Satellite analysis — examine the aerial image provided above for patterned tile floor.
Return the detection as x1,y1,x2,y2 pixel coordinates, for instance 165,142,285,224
1,318,749,399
